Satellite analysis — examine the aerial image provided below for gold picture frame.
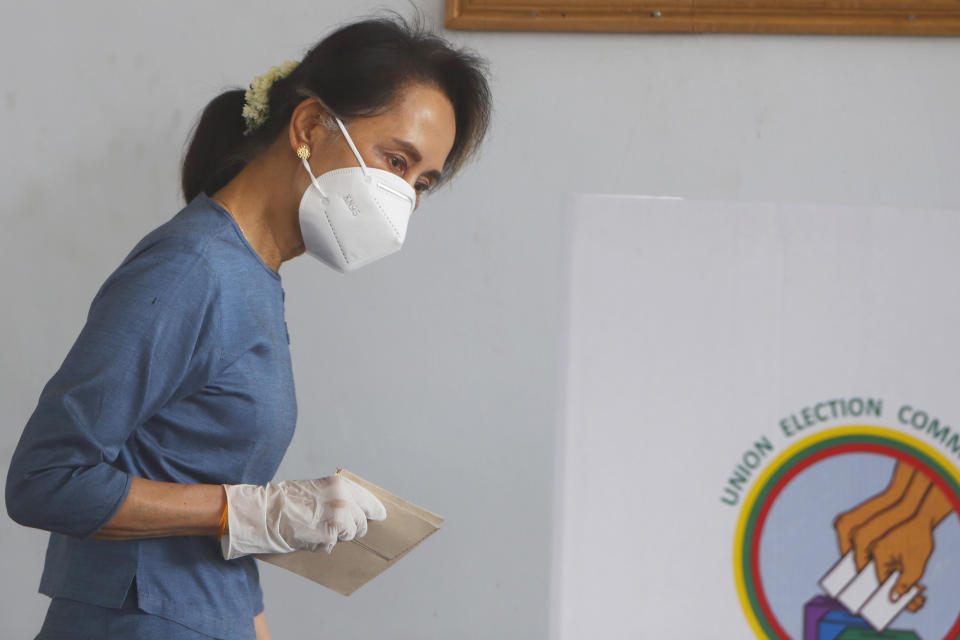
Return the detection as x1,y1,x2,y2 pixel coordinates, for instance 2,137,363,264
445,0,960,35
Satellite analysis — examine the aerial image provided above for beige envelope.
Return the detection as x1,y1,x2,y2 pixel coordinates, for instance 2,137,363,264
256,469,444,596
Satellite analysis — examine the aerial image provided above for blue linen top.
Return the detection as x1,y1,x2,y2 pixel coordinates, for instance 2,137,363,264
5,193,298,639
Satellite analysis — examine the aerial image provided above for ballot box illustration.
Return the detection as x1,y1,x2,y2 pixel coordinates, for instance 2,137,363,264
805,596,846,640
836,630,920,639
806,594,920,640
818,610,872,640
807,600,921,640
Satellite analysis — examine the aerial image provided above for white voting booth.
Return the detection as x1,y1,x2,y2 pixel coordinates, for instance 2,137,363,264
551,196,960,639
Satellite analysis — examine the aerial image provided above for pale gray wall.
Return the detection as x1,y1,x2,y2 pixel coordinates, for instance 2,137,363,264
1,1,958,638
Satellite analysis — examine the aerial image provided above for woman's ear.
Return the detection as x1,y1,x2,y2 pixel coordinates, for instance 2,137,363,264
288,97,335,156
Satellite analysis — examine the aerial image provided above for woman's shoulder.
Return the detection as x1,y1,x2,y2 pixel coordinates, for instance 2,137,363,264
117,193,269,284
92,194,277,312
128,194,238,261
88,197,234,305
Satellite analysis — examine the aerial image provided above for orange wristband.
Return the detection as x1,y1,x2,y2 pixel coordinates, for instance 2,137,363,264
217,501,229,540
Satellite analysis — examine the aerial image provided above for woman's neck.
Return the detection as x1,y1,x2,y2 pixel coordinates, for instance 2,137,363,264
210,142,306,272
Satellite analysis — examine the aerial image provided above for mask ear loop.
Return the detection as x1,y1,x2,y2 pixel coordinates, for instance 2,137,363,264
301,157,330,203
334,117,371,180
311,107,414,212
333,115,414,211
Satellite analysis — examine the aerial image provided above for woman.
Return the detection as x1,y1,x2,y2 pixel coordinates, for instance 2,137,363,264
5,14,491,639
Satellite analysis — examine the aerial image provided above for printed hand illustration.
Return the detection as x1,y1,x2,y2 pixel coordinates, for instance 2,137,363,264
848,470,931,571
833,462,955,614
871,483,953,613
870,516,931,612
833,462,914,557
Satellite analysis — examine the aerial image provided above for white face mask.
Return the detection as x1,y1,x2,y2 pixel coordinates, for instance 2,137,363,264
298,114,417,272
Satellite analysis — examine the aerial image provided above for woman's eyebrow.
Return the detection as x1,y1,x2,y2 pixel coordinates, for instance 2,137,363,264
389,138,442,183
390,138,423,163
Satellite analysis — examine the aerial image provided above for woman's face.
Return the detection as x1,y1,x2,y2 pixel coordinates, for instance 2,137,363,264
301,83,457,209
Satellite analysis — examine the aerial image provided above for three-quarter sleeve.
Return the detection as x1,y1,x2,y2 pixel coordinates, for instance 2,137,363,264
5,242,223,538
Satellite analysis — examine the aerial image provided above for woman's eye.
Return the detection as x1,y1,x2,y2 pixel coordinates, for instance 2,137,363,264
388,155,405,172
415,182,430,194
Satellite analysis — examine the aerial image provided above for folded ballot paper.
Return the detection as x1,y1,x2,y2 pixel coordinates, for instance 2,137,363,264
818,552,920,632
257,469,443,595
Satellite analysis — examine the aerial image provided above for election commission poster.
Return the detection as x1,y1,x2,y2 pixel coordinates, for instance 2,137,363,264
552,196,960,639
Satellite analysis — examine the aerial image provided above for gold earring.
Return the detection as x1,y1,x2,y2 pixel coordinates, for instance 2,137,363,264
296,144,311,160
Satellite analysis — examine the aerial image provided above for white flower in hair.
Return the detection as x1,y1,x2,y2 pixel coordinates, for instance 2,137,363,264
242,60,300,135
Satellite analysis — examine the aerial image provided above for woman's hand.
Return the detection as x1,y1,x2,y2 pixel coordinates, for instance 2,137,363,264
221,474,387,559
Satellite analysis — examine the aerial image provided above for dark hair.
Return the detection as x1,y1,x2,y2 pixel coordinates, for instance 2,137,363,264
181,13,492,203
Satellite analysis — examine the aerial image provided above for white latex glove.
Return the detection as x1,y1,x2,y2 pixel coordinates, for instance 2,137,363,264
220,475,387,560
